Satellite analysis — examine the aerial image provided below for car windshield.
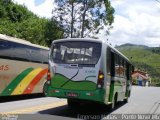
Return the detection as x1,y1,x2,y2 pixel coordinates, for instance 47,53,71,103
51,41,101,65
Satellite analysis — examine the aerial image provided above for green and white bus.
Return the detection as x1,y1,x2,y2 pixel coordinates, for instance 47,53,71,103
44,38,133,109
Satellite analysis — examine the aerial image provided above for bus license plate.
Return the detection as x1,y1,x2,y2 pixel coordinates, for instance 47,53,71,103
66,92,78,97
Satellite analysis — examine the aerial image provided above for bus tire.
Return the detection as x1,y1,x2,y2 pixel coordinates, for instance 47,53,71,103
124,91,130,103
42,81,48,97
123,98,128,103
67,99,79,107
128,91,131,97
108,93,117,111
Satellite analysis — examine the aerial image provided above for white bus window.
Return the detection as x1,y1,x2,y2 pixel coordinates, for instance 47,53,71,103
67,48,74,54
74,48,80,54
119,58,125,77
60,45,67,59
106,47,111,74
11,41,31,61
124,61,127,78
51,41,101,65
40,49,49,64
115,54,120,77
85,48,93,56
80,48,85,55
0,40,12,58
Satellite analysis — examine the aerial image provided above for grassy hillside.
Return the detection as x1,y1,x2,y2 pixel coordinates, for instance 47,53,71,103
116,44,160,85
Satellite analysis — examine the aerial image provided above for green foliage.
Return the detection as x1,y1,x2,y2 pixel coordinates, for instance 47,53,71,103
0,0,63,46
0,6,6,17
104,0,114,26
151,47,160,54
52,0,114,38
116,44,160,85
44,19,64,46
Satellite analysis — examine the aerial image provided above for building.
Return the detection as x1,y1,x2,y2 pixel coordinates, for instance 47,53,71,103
132,70,151,86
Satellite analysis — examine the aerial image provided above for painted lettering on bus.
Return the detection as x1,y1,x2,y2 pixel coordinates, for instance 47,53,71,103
85,70,96,74
0,65,9,71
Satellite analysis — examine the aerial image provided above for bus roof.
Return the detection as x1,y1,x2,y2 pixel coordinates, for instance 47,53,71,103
107,43,131,64
52,38,102,44
0,34,49,50
52,38,131,64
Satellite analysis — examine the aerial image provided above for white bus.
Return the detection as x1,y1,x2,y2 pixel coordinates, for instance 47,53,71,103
44,38,133,110
0,34,49,96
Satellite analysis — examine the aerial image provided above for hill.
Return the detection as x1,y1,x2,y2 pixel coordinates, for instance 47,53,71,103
116,43,160,85
0,0,63,46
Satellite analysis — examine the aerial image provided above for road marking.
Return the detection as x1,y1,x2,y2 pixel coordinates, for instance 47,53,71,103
149,102,160,114
2,100,67,114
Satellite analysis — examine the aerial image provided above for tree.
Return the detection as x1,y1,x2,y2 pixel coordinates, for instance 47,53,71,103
44,19,64,46
0,0,66,46
52,0,114,38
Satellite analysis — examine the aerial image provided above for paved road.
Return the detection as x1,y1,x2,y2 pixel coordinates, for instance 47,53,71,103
0,86,160,120
112,86,160,114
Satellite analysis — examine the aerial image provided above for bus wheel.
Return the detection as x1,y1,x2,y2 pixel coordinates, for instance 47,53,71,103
67,99,79,107
123,98,128,103
108,93,117,111
124,91,130,103
42,81,48,97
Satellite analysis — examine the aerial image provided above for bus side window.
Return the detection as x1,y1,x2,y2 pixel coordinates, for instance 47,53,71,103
124,61,127,78
110,51,115,77
106,47,111,75
40,49,49,64
115,54,120,77
0,39,12,58
11,42,29,61
126,63,131,80
120,58,125,77
29,47,42,63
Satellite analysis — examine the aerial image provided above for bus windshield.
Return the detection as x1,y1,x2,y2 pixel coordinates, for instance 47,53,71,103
51,41,101,65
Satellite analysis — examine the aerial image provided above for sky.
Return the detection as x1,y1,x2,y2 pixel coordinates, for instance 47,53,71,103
13,0,160,47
